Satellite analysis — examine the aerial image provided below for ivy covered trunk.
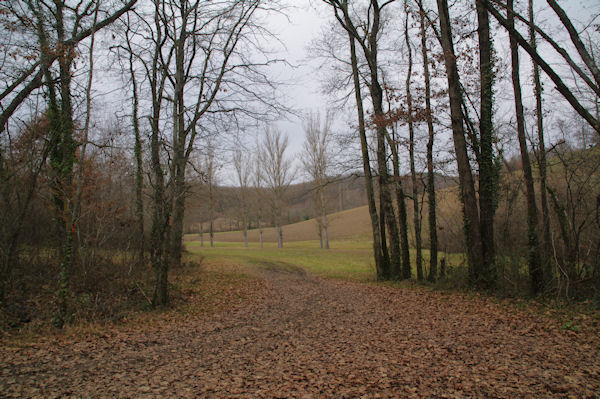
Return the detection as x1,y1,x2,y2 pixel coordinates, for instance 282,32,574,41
475,0,497,289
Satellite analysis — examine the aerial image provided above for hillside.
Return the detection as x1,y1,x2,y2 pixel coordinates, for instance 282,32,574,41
187,205,374,243
183,173,458,235
186,180,464,250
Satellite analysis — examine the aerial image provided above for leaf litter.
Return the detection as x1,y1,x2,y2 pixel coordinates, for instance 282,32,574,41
1,260,598,398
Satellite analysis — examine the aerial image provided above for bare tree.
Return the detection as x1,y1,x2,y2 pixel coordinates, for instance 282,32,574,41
507,0,542,294
435,0,485,285
528,0,552,287
404,0,423,280
416,0,439,282
324,0,402,280
302,111,333,249
120,0,281,306
124,13,145,264
475,0,498,289
252,152,265,248
259,127,292,249
347,18,385,279
233,149,251,247
203,149,218,248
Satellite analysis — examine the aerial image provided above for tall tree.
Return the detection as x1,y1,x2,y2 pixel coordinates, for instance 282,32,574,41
234,149,251,248
507,0,542,294
259,127,292,249
386,117,412,280
148,0,171,306
416,0,439,282
123,13,145,264
435,0,485,284
529,0,551,287
302,111,333,249
325,0,402,280
405,0,423,280
124,0,277,306
347,27,385,278
166,0,266,272
475,0,497,289
204,149,218,248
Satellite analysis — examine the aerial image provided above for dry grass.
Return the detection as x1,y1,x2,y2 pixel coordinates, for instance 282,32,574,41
193,206,374,244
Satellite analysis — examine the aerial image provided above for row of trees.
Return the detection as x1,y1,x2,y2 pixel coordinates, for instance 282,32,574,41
1,0,289,323
229,115,331,251
316,0,599,294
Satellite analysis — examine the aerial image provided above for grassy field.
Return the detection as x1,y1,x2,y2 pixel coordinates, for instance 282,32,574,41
186,238,465,284
186,240,376,282
185,205,466,283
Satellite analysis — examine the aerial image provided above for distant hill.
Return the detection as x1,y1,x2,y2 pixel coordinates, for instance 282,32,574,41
200,205,374,243
183,172,458,234
183,174,369,233
183,172,460,246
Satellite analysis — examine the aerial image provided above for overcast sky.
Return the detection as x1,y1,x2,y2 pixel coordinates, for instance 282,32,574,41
268,1,330,159
88,0,599,184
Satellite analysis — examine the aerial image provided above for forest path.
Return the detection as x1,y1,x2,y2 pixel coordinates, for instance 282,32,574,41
1,261,599,398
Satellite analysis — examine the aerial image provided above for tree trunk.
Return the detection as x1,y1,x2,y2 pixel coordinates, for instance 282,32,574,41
169,19,188,270
508,0,543,294
369,47,399,280
348,32,384,279
170,169,186,265
148,1,170,307
131,54,145,263
388,133,411,280
418,0,438,282
476,0,497,289
277,224,283,248
529,0,552,287
259,217,263,249
318,221,324,249
323,215,329,250
548,186,576,280
405,3,423,280
436,0,484,283
150,126,169,306
150,109,169,307
321,188,330,249
51,0,77,326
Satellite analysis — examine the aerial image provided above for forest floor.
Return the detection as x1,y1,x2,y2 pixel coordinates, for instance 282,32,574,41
1,259,599,398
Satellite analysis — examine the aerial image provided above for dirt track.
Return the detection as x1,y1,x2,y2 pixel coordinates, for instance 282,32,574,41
1,262,599,398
